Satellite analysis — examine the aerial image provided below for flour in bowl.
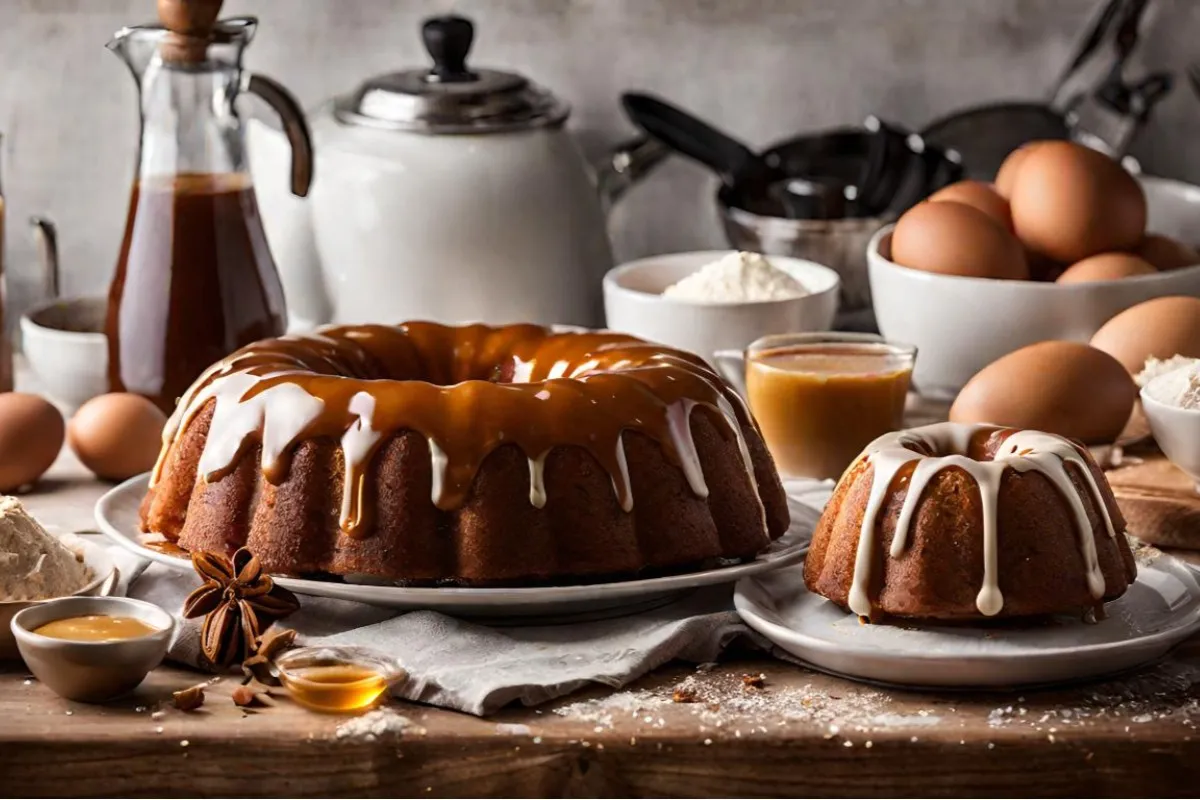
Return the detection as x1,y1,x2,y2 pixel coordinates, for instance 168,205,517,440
662,251,808,302
0,496,91,601
1135,355,1200,388
1143,360,1200,410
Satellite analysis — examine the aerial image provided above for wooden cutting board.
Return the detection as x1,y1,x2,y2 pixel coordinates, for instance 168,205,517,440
1106,452,1200,549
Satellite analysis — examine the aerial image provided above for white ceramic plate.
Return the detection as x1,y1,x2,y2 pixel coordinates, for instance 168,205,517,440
96,473,813,619
734,553,1200,690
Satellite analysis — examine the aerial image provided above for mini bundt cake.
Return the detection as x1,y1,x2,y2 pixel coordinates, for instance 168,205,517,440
140,322,790,585
804,422,1136,621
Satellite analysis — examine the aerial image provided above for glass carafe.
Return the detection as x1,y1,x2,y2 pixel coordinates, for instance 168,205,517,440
106,0,311,413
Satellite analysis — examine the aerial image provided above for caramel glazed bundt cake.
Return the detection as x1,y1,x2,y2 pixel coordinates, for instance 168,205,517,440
140,322,791,585
805,422,1137,622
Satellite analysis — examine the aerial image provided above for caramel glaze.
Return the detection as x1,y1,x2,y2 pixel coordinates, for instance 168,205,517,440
152,322,765,539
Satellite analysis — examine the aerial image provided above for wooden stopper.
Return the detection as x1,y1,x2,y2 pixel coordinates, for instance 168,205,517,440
157,0,224,62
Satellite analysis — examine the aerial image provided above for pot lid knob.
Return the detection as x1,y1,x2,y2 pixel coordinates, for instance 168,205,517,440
423,16,477,84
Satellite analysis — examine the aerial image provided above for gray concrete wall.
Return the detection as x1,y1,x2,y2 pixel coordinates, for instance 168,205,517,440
1,0,1197,321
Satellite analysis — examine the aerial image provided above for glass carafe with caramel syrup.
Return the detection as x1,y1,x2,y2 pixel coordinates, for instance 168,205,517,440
106,0,312,412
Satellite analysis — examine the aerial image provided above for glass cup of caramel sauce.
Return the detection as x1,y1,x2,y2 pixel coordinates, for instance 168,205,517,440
275,646,403,714
744,333,916,481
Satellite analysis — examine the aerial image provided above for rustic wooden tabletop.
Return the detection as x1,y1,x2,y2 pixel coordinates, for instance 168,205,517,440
4,375,1200,797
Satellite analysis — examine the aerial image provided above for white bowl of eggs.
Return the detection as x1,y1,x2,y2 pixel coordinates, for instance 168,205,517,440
867,140,1200,399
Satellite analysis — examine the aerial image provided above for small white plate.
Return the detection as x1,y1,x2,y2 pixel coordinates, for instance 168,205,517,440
96,473,814,619
734,554,1200,689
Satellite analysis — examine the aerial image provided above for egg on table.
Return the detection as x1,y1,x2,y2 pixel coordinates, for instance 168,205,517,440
949,341,1136,444
1135,234,1200,272
890,200,1028,280
1008,141,1146,264
1089,296,1200,376
927,180,1012,230
1056,252,1156,284
67,393,168,481
0,393,65,491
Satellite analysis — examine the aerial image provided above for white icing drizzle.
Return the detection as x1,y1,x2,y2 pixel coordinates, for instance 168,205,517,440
340,392,381,531
528,452,548,508
847,422,1119,619
613,432,633,513
665,400,709,499
429,439,449,509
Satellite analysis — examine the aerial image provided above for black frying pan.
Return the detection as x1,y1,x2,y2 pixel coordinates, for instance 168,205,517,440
621,92,961,219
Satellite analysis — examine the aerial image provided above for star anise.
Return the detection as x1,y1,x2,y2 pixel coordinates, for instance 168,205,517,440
181,548,300,670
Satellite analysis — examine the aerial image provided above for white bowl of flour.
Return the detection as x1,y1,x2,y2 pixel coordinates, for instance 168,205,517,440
602,250,840,365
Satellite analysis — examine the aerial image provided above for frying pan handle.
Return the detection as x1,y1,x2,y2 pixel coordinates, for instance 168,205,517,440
621,92,758,186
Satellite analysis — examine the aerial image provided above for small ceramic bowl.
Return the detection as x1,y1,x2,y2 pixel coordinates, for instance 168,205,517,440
11,596,175,703
1141,376,1200,489
867,226,1200,399
20,296,108,411
602,250,840,364
0,537,117,661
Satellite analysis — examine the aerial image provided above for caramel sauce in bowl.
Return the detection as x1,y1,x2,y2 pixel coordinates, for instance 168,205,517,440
11,596,176,703
34,614,161,643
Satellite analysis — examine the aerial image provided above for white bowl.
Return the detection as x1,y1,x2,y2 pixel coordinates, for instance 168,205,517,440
1141,377,1200,489
602,250,840,363
12,595,174,702
20,296,108,412
867,227,1200,399
0,537,117,661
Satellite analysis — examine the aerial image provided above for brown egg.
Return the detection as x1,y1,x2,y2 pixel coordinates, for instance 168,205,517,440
1135,234,1200,271
67,393,167,481
1056,252,1157,284
949,341,1135,444
890,201,1028,280
994,141,1049,198
1009,141,1146,264
928,181,1012,230
1089,296,1200,375
0,393,65,491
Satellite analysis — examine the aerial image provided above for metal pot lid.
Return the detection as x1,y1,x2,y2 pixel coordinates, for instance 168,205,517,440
333,15,569,134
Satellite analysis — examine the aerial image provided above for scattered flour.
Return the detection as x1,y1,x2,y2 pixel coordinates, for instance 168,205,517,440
334,707,424,742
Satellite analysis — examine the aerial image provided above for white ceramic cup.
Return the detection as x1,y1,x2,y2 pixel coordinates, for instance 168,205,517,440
19,296,108,411
602,250,840,365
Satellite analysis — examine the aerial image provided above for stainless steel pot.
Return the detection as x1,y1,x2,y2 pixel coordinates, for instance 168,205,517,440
719,205,887,332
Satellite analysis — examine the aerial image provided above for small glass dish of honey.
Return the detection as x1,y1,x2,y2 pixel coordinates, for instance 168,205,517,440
274,646,404,714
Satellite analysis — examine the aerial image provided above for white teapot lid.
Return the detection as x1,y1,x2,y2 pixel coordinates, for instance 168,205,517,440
333,15,569,134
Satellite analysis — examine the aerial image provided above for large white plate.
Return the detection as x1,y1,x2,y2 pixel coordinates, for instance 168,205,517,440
97,473,814,619
734,554,1200,689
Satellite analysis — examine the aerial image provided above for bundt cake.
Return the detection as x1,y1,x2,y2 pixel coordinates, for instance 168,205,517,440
804,422,1137,622
140,322,790,584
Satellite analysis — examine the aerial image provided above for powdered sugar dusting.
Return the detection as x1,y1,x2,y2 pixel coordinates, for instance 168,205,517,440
334,708,424,741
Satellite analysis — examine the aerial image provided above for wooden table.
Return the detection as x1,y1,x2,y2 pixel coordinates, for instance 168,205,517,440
5,414,1200,795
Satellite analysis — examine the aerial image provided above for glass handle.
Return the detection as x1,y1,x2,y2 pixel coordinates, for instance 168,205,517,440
247,73,313,198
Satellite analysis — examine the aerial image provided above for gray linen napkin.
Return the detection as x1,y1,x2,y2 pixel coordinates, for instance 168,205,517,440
124,479,831,716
